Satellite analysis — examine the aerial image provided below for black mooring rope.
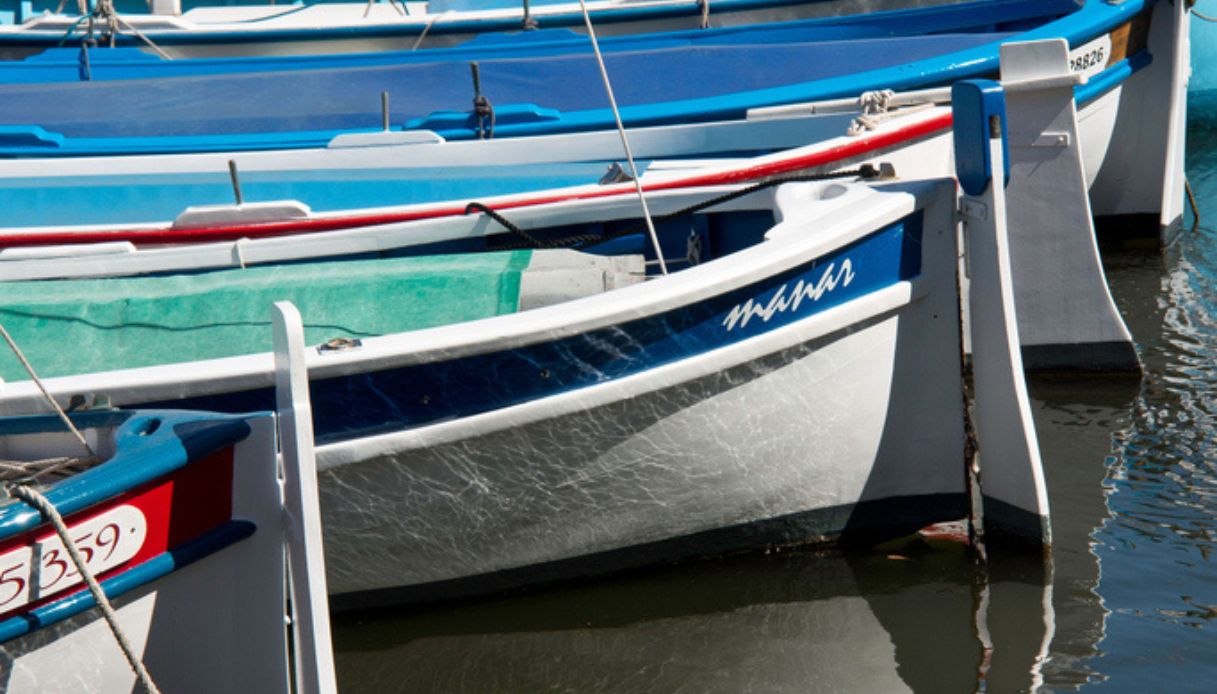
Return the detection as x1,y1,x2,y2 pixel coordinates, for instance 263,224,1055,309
463,164,885,252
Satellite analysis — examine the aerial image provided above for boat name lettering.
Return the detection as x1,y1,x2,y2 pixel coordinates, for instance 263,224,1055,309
722,260,855,332
1068,34,1112,80
0,505,147,615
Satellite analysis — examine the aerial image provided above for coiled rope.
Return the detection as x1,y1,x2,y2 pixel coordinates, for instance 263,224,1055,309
56,0,172,60
846,90,937,136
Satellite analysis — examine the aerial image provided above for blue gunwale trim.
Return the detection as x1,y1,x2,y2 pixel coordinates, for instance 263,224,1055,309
0,411,258,543
142,213,924,443
0,520,255,643
1076,51,1152,106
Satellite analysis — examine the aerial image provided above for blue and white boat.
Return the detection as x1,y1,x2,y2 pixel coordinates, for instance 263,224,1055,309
0,106,953,248
0,0,1069,82
0,86,1052,606
0,0,975,60
0,20,1190,381
0,0,1158,157
0,0,1190,237
0,317,336,693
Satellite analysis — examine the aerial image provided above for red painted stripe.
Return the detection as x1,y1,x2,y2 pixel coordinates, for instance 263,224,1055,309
0,448,236,619
0,112,953,248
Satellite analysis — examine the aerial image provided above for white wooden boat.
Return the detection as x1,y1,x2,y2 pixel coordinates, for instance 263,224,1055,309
0,89,1051,606
0,0,1188,247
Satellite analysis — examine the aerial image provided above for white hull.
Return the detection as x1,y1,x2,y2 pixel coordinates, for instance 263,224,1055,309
319,259,965,599
0,178,984,605
1088,0,1190,241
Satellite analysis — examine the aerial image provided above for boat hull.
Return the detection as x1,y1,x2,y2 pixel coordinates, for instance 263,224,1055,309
0,179,970,605
321,294,968,604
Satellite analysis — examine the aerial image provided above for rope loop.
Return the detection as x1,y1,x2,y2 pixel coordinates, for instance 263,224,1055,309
848,113,884,136
473,95,495,140
858,89,897,115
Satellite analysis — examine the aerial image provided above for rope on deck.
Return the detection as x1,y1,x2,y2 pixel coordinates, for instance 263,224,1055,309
0,456,100,486
56,0,173,60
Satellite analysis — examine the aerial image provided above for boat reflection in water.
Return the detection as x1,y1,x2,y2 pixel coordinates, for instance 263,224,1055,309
330,371,1136,693
1025,375,1139,689
335,543,985,693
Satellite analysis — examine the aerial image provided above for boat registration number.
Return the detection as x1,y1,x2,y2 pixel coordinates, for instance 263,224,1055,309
0,505,147,614
1069,34,1112,81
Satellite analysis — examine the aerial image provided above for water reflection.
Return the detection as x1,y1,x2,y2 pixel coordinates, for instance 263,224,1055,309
336,546,956,693
329,371,1134,694
1073,102,1217,686
1026,376,1137,690
336,536,1065,691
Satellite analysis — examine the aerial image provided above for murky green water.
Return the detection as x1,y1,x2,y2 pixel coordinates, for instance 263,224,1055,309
329,95,1217,693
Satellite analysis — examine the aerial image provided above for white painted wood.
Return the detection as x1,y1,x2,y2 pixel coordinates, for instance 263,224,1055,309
272,303,338,694
327,130,446,148
1088,0,1191,241
999,39,1137,371
962,134,1050,547
0,109,855,180
316,180,967,595
0,182,921,417
0,242,136,260
147,0,181,15
173,201,313,229
1158,0,1190,241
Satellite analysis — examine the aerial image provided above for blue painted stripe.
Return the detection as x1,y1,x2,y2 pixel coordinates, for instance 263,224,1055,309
141,214,922,443
1076,51,1152,106
0,412,256,541
0,520,255,643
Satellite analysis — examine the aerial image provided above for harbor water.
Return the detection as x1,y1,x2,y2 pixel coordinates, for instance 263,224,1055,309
329,93,1217,692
